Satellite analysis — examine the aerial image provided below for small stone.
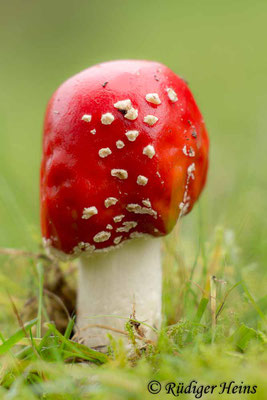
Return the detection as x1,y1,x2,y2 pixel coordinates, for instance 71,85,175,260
116,221,138,233
143,145,155,159
145,93,161,105
126,203,157,218
142,199,151,207
125,130,139,141
104,197,118,208
114,236,123,245
167,88,178,102
187,163,196,179
81,114,92,122
137,175,148,186
116,140,125,149
114,99,132,110
82,206,98,219
93,231,111,243
99,148,112,158
101,113,115,125
144,115,158,126
124,108,138,120
113,215,125,223
111,169,128,180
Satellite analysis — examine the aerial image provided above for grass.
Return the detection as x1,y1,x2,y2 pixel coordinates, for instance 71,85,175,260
1,0,267,398
0,220,266,399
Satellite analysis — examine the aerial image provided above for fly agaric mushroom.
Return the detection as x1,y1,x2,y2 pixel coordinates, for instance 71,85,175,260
40,60,209,350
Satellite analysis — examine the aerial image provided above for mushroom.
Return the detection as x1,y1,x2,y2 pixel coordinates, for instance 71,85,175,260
40,60,209,350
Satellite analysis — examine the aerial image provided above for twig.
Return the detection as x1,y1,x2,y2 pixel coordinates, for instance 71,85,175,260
130,299,145,338
73,324,155,345
0,247,52,262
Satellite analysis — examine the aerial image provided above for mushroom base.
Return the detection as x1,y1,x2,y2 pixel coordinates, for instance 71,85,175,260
76,238,162,351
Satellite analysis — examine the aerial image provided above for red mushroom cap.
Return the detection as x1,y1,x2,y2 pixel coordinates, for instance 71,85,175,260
40,60,209,258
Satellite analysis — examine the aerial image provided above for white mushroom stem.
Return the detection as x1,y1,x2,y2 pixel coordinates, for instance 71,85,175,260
76,238,162,351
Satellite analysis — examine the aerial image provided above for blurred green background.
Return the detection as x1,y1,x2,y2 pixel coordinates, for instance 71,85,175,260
0,2,267,397
0,0,266,266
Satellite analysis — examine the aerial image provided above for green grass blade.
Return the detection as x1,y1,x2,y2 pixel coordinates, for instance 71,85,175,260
244,295,267,325
59,318,75,355
47,323,108,364
230,324,259,351
64,318,75,340
198,202,208,280
241,282,266,321
37,261,44,338
0,318,38,356
216,281,242,318
194,297,209,324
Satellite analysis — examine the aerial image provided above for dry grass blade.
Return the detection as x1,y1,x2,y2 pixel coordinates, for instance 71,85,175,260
187,280,207,296
6,290,28,338
6,291,40,358
43,289,71,321
210,276,217,342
